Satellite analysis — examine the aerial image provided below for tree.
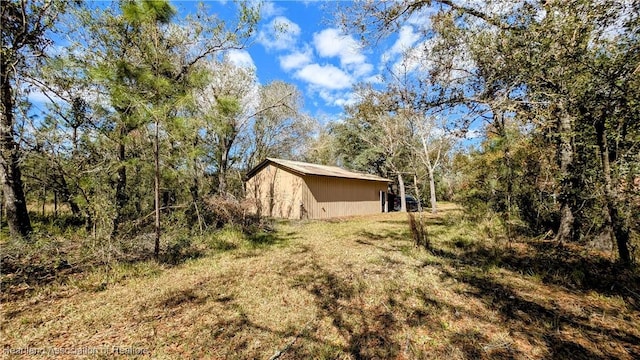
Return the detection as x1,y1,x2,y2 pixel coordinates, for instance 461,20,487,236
1,0,67,238
68,0,259,250
118,0,183,257
500,0,639,258
195,60,254,196
194,61,311,197
244,81,312,171
412,115,450,214
303,124,338,166
384,62,452,214
576,21,640,265
339,0,639,263
340,86,412,212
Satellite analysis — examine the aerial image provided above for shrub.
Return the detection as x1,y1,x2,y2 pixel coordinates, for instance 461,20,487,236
201,195,271,233
161,235,202,265
408,213,430,251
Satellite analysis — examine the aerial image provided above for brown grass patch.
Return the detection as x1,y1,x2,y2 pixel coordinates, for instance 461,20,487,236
1,203,639,359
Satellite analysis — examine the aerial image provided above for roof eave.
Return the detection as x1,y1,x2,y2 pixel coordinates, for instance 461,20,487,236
245,158,391,183
245,158,308,180
303,173,391,183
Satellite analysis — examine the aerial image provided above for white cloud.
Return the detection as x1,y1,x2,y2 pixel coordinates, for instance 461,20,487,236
400,37,474,85
313,28,366,66
351,62,374,78
333,92,360,107
392,26,421,54
257,16,301,51
260,1,282,19
226,49,255,69
392,38,434,75
308,28,374,85
363,74,384,84
271,30,377,108
465,128,483,140
317,89,336,105
463,0,523,17
381,25,421,64
317,89,360,108
295,64,353,90
407,13,431,28
27,88,61,104
279,46,313,71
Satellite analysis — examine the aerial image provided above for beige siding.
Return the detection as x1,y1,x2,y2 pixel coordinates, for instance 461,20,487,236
301,176,387,219
246,164,304,219
246,164,388,219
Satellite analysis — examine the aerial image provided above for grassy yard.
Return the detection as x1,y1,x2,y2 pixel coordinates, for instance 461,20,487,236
2,203,639,359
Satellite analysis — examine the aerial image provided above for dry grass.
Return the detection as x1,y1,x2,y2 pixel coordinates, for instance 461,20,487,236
2,203,639,359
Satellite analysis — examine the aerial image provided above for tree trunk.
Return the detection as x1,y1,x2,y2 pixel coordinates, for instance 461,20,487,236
495,111,513,241
112,125,128,237
190,153,204,233
504,141,513,242
0,187,3,231
154,120,161,258
72,126,78,154
53,170,81,216
51,166,93,228
595,118,631,265
398,172,406,212
555,112,576,242
41,178,46,217
218,164,227,195
413,174,422,212
218,143,230,196
0,58,32,239
427,167,437,214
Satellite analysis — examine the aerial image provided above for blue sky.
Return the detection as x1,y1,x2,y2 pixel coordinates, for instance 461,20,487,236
176,0,416,122
24,0,482,146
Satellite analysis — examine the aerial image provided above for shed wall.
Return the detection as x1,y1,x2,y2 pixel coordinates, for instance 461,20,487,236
245,164,304,219
246,164,388,219
301,176,387,219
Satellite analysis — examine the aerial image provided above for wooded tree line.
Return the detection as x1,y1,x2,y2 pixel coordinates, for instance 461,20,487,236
1,0,312,254
1,0,638,265
305,0,639,265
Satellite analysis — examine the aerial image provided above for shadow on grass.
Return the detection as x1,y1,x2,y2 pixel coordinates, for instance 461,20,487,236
160,213,638,359
356,216,448,253
358,229,408,242
431,239,640,302
355,230,415,255
291,261,402,359
437,267,640,359
418,210,640,359
247,231,298,249
379,216,447,227
160,228,298,265
158,288,208,308
356,213,640,358
143,261,356,358
0,227,301,302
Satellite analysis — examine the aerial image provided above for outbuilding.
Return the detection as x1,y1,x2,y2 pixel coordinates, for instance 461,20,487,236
245,158,391,219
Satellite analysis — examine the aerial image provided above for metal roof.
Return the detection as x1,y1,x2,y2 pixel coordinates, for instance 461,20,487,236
246,158,391,182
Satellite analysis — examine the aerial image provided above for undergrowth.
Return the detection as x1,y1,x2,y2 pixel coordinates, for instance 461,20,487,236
0,220,276,301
